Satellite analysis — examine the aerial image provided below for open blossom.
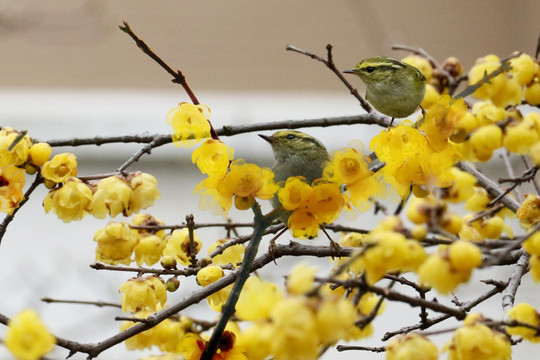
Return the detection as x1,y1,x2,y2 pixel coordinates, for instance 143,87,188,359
43,177,93,222
0,165,26,215
5,309,56,360
166,102,211,147
192,139,234,177
41,153,78,183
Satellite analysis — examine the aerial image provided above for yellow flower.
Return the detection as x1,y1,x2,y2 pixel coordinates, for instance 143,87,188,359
269,298,320,360
469,125,502,162
315,297,356,344
237,323,273,360
421,83,440,109
506,303,540,342
166,102,211,147
287,208,320,239
0,127,32,167
131,213,166,238
236,276,282,321
503,118,539,154
386,334,438,360
43,177,93,222
402,55,433,82
277,176,313,210
192,139,234,177
509,53,539,85
286,263,317,295
94,222,138,265
444,313,511,360
5,309,55,360
90,176,134,219
350,228,427,284
41,152,78,183
420,95,467,151
128,172,160,212
418,241,481,294
162,228,202,266
196,265,224,287
444,167,477,203
133,234,167,266
28,142,52,167
122,310,185,352
517,193,540,228
0,165,26,215
119,276,167,313
468,55,507,100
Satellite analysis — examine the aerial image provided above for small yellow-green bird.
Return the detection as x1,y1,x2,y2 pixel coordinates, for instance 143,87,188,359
259,130,329,222
344,56,426,119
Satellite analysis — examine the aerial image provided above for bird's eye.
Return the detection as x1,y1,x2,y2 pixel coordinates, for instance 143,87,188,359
286,134,296,140
365,66,375,73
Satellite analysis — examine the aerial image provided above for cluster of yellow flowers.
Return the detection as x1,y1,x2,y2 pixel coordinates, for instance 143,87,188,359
190,263,383,360
43,156,160,223
0,127,50,214
444,313,511,360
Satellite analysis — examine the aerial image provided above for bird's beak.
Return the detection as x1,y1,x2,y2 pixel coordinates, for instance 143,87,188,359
343,69,355,74
258,134,275,143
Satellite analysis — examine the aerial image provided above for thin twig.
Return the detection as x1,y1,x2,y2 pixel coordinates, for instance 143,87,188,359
286,44,376,116
501,252,530,313
41,112,389,148
41,297,121,309
500,150,524,202
186,214,197,266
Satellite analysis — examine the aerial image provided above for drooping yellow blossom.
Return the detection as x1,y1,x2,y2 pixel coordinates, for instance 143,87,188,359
237,323,274,360
323,144,383,211
525,77,540,106
28,142,52,167
121,310,185,352
162,228,202,266
472,101,507,126
133,234,167,266
207,238,244,267
503,118,539,155
166,102,211,147
41,152,78,183
192,139,234,177
523,231,540,256
509,53,539,85
286,263,318,295
236,276,282,321
444,313,511,360
5,309,55,360
90,176,134,219
0,127,32,167
196,265,224,287
419,95,467,150
517,193,540,228
350,228,427,284
386,334,439,360
43,177,93,222
278,176,313,210
268,297,320,360
469,124,503,162
421,83,440,109
119,276,167,313
287,208,321,239
418,241,482,294
128,172,160,212
0,165,26,215
94,221,138,265
315,297,357,344
506,303,540,342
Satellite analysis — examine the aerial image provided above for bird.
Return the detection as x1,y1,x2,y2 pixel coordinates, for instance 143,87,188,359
259,130,329,224
343,56,426,124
